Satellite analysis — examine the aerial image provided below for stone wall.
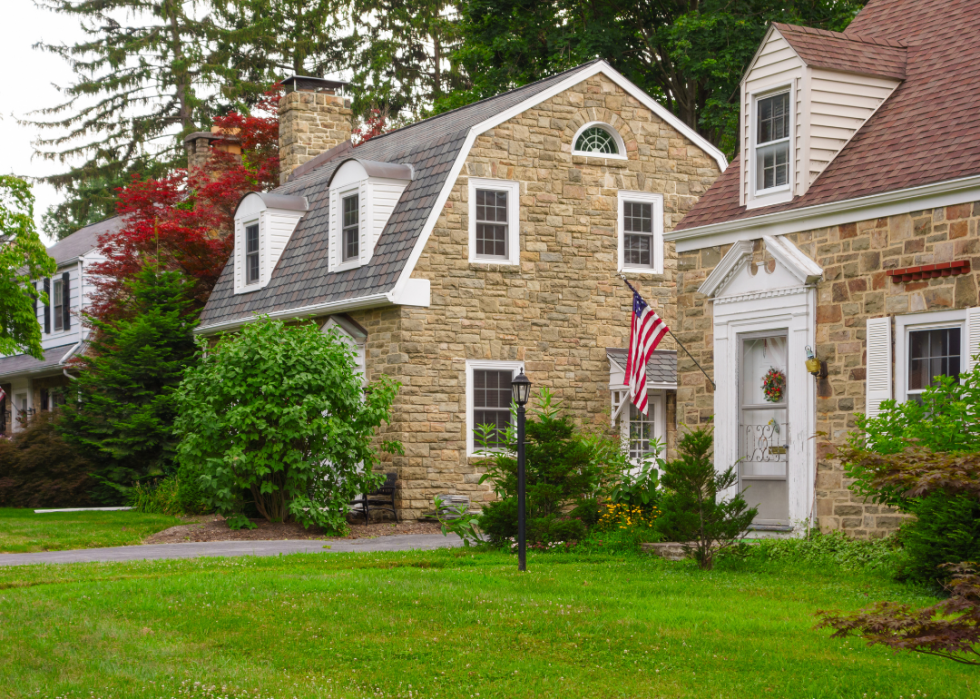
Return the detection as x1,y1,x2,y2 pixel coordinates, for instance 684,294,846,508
279,91,352,184
373,74,722,519
675,202,980,538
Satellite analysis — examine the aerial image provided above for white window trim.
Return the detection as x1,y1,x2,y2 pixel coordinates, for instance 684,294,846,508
895,309,968,403
747,84,794,210
571,121,628,161
617,190,664,274
332,183,364,273
243,219,260,286
467,178,521,266
465,359,524,456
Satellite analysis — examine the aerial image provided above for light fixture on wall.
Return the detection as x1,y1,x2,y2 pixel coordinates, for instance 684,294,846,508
805,345,825,378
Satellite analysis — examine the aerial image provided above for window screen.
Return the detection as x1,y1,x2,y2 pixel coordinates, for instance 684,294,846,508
342,194,359,262
245,223,260,284
473,369,513,446
475,190,508,259
908,327,961,401
756,92,790,191
623,201,653,267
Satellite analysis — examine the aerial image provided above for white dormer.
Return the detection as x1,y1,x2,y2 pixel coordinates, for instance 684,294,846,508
740,23,905,210
326,158,413,272
233,192,309,294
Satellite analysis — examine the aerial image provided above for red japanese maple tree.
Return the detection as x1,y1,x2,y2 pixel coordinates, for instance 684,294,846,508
88,89,281,323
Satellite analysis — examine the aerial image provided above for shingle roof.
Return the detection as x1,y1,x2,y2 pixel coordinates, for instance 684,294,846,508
675,0,980,233
773,22,907,80
0,343,77,380
47,216,122,267
606,349,678,387
199,62,603,330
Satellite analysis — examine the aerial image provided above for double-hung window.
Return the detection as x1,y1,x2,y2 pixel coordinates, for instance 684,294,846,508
755,92,790,192
52,278,65,331
618,191,664,274
466,360,523,454
475,190,508,259
468,178,520,265
342,193,359,262
245,223,260,285
907,327,962,403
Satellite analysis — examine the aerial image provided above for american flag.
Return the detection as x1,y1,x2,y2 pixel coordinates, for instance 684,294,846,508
624,290,669,415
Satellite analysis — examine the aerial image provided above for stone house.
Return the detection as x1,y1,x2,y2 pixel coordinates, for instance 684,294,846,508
667,0,980,537
197,64,726,519
0,218,113,435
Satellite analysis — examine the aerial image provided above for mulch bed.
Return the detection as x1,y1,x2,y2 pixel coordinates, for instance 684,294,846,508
144,515,441,545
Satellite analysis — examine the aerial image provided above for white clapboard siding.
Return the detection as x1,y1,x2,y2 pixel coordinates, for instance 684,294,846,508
965,307,980,373
370,179,409,250
38,264,84,351
866,317,893,417
266,209,304,282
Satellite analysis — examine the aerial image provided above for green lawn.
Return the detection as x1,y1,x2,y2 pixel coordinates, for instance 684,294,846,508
0,508,184,553
0,548,972,699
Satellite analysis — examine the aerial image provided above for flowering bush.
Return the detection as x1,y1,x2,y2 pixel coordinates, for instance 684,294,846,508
597,502,661,533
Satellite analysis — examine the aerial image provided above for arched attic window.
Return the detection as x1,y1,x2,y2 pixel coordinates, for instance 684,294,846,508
572,122,626,159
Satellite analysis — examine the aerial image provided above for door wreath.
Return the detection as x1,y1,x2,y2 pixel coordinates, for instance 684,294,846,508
762,367,786,403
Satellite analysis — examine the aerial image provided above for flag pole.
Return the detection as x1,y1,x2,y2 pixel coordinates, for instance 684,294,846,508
618,275,716,391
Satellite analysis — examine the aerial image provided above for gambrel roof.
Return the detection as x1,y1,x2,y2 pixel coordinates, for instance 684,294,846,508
198,60,726,333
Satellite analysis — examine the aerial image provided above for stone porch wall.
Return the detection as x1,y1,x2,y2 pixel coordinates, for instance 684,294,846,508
368,74,721,519
675,201,980,538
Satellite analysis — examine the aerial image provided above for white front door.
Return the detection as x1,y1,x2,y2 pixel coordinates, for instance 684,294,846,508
739,333,790,526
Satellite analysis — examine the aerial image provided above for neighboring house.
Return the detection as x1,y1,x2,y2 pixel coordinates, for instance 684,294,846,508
0,218,113,436
668,0,980,538
197,64,727,519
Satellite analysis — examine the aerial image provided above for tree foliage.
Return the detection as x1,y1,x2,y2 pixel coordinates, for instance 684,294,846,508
656,427,757,570
442,0,867,155
57,266,199,503
174,318,401,532
0,176,57,360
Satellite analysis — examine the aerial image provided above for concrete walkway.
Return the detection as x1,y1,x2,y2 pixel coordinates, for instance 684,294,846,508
0,533,462,567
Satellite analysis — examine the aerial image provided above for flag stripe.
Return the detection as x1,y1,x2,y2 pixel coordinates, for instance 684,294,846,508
624,290,669,416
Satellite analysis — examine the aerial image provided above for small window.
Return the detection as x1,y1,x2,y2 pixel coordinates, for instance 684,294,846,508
473,369,513,447
575,126,619,155
623,202,653,268
52,279,65,331
628,404,657,462
908,327,961,402
755,92,790,192
475,190,508,259
342,194,359,262
245,223,260,285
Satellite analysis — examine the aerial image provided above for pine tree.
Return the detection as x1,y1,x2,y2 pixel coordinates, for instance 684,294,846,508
57,266,198,503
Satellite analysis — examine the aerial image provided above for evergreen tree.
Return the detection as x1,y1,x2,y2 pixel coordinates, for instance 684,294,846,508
58,265,198,502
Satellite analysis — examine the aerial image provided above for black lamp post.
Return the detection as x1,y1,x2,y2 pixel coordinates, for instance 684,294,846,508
511,370,532,572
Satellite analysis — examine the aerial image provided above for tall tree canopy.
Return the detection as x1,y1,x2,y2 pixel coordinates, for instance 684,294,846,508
440,0,868,156
0,177,57,360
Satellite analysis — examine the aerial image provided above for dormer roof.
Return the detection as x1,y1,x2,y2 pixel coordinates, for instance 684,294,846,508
771,22,907,80
672,0,980,237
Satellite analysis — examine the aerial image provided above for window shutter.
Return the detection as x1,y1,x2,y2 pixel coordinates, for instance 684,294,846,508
43,278,51,334
966,307,980,373
62,272,71,330
866,317,892,417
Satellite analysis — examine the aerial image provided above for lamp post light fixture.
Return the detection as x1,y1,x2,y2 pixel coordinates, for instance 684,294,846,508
510,369,532,572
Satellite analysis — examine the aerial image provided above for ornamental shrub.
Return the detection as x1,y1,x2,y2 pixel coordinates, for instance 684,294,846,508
476,388,621,546
173,317,402,532
0,411,97,508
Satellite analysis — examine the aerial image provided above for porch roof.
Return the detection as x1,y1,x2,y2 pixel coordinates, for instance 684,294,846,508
0,344,77,381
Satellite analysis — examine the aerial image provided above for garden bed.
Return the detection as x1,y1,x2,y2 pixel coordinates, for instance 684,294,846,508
143,515,441,544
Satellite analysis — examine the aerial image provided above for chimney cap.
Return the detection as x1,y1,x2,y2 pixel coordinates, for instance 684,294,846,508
282,75,350,94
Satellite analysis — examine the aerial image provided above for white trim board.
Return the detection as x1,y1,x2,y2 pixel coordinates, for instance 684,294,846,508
666,174,980,253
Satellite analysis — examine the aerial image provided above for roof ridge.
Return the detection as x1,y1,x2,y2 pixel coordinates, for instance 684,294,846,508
775,21,906,49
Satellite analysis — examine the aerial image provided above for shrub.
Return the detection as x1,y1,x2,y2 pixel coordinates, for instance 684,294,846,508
175,461,211,515
174,317,402,532
0,411,97,508
899,493,980,584
476,389,621,546
656,427,757,570
130,476,182,515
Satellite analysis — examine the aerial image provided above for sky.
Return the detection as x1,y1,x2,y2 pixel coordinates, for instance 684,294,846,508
2,0,88,245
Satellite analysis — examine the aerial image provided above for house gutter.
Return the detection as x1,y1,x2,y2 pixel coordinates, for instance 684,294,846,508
665,174,980,252
194,292,393,336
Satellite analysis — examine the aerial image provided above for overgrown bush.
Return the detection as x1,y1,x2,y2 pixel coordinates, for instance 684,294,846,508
0,411,97,508
174,317,401,532
175,461,211,515
754,530,902,573
656,427,757,570
900,493,980,584
477,389,623,546
130,476,182,515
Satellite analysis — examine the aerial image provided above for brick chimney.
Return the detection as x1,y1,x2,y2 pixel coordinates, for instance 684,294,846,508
279,76,353,184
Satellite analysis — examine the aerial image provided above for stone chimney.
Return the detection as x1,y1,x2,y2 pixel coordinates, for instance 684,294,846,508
183,127,242,172
279,76,353,184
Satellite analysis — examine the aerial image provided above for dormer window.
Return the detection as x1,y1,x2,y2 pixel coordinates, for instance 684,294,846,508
245,223,260,285
342,194,359,262
572,122,627,160
756,92,790,192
